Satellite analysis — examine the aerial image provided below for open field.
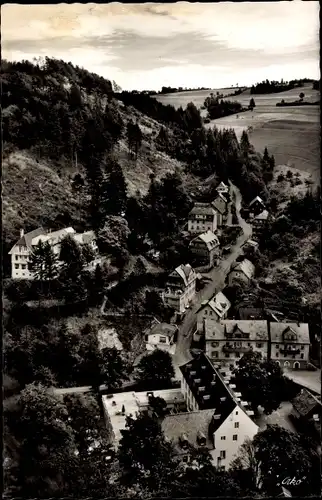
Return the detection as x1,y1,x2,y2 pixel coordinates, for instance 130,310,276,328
155,84,320,180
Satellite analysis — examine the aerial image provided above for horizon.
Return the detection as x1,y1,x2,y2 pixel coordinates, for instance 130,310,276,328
2,2,320,92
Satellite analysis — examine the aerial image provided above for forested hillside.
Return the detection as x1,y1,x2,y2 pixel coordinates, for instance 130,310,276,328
3,57,275,276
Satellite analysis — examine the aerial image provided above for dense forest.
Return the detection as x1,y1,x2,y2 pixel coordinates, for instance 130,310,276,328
250,78,311,94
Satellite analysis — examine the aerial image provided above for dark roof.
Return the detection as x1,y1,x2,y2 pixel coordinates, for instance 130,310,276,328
179,353,236,431
148,322,177,338
16,227,45,248
292,389,321,418
162,410,215,452
189,204,214,216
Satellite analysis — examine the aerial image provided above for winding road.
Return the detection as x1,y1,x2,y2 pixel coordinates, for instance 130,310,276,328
173,182,252,373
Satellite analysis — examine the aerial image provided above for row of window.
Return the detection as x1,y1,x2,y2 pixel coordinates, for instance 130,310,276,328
15,254,28,261
276,352,304,359
15,263,28,270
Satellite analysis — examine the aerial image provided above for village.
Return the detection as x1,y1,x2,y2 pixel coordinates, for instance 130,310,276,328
7,179,321,488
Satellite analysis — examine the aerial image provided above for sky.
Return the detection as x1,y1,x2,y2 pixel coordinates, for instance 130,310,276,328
2,2,320,91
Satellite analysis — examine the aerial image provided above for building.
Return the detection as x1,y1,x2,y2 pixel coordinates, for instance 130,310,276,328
102,388,186,448
216,181,230,196
196,291,231,332
8,226,100,279
248,210,269,240
8,227,45,279
205,320,269,369
290,388,321,440
242,239,259,253
227,259,255,286
179,353,258,469
187,203,217,234
144,319,178,352
189,230,220,267
211,194,228,227
248,196,266,217
163,264,197,314
269,322,310,370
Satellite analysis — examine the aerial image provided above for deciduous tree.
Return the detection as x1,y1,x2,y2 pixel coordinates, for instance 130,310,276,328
136,349,175,389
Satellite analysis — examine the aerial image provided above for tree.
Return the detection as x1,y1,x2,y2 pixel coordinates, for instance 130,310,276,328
233,351,289,415
100,160,128,217
97,216,130,267
230,438,261,493
249,97,256,109
81,242,96,264
29,240,58,280
240,130,251,155
136,349,175,389
252,425,320,496
4,383,76,498
148,395,167,418
59,234,85,274
299,92,305,101
118,412,176,493
99,347,128,390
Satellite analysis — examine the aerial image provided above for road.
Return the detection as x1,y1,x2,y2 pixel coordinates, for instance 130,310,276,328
173,183,252,371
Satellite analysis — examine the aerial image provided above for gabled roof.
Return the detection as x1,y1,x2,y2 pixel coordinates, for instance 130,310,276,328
189,204,214,217
217,181,229,191
204,319,268,341
292,388,321,418
74,230,96,245
197,291,231,318
270,322,310,345
230,259,255,280
147,322,177,338
249,196,265,207
191,231,220,251
170,264,195,286
32,227,75,247
10,227,45,251
212,194,228,214
254,210,269,221
162,410,215,451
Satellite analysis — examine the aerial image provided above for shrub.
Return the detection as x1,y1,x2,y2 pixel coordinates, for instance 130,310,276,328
277,174,285,182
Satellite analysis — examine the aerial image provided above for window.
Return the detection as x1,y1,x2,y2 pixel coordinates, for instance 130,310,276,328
248,343,251,346
205,310,208,315
212,342,219,347
15,255,18,261
220,451,226,459
225,353,229,358
276,353,279,357
235,411,238,415
234,422,239,428
220,465,226,471
256,343,263,348
301,345,304,350
221,436,226,440
212,351,218,358
233,435,238,441
284,353,287,358
236,352,240,358
209,310,212,315
159,336,167,344
300,354,304,359
21,264,26,270
15,264,19,269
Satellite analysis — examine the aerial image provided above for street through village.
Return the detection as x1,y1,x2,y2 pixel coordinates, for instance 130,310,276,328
173,183,252,373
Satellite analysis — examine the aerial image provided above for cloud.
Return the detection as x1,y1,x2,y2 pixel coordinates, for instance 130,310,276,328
2,2,320,90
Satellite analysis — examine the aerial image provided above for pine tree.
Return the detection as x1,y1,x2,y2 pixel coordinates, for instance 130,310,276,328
29,240,58,280
101,160,128,217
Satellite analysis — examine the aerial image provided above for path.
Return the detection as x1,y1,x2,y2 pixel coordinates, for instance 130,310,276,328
173,182,252,372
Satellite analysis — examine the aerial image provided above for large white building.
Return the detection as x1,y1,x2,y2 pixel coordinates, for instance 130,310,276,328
178,353,258,469
8,226,99,279
269,322,310,370
187,203,217,234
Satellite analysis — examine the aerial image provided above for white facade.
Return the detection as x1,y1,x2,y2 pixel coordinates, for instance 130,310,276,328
10,242,33,279
163,264,197,314
211,404,258,470
197,292,231,332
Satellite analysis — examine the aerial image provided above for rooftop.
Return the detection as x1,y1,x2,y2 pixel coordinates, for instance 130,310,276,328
254,210,269,221
192,230,220,250
32,227,75,246
189,204,214,217
197,291,231,319
169,264,195,287
292,388,321,418
162,409,215,451
11,226,45,250
217,181,229,191
147,321,178,338
249,196,265,207
230,259,255,280
179,353,253,432
270,322,310,345
74,230,96,245
204,319,269,341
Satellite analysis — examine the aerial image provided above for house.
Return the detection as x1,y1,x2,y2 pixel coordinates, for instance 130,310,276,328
249,210,269,240
189,230,220,267
216,181,230,195
248,196,266,217
179,353,258,469
187,203,217,234
211,194,228,227
9,226,100,279
205,320,269,369
242,239,259,253
163,264,197,314
196,291,231,332
290,388,321,440
269,322,310,370
102,388,186,448
144,319,178,352
227,259,255,286
8,227,45,279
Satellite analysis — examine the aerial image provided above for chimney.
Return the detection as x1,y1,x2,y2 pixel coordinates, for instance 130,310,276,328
20,228,24,238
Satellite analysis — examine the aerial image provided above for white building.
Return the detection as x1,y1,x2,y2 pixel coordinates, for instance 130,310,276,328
187,203,217,234
196,291,231,332
8,226,99,279
227,259,255,286
269,322,310,370
216,181,230,195
144,319,178,353
163,264,197,314
178,353,258,469
102,388,186,448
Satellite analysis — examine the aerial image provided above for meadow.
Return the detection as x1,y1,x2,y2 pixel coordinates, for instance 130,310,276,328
155,84,320,180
